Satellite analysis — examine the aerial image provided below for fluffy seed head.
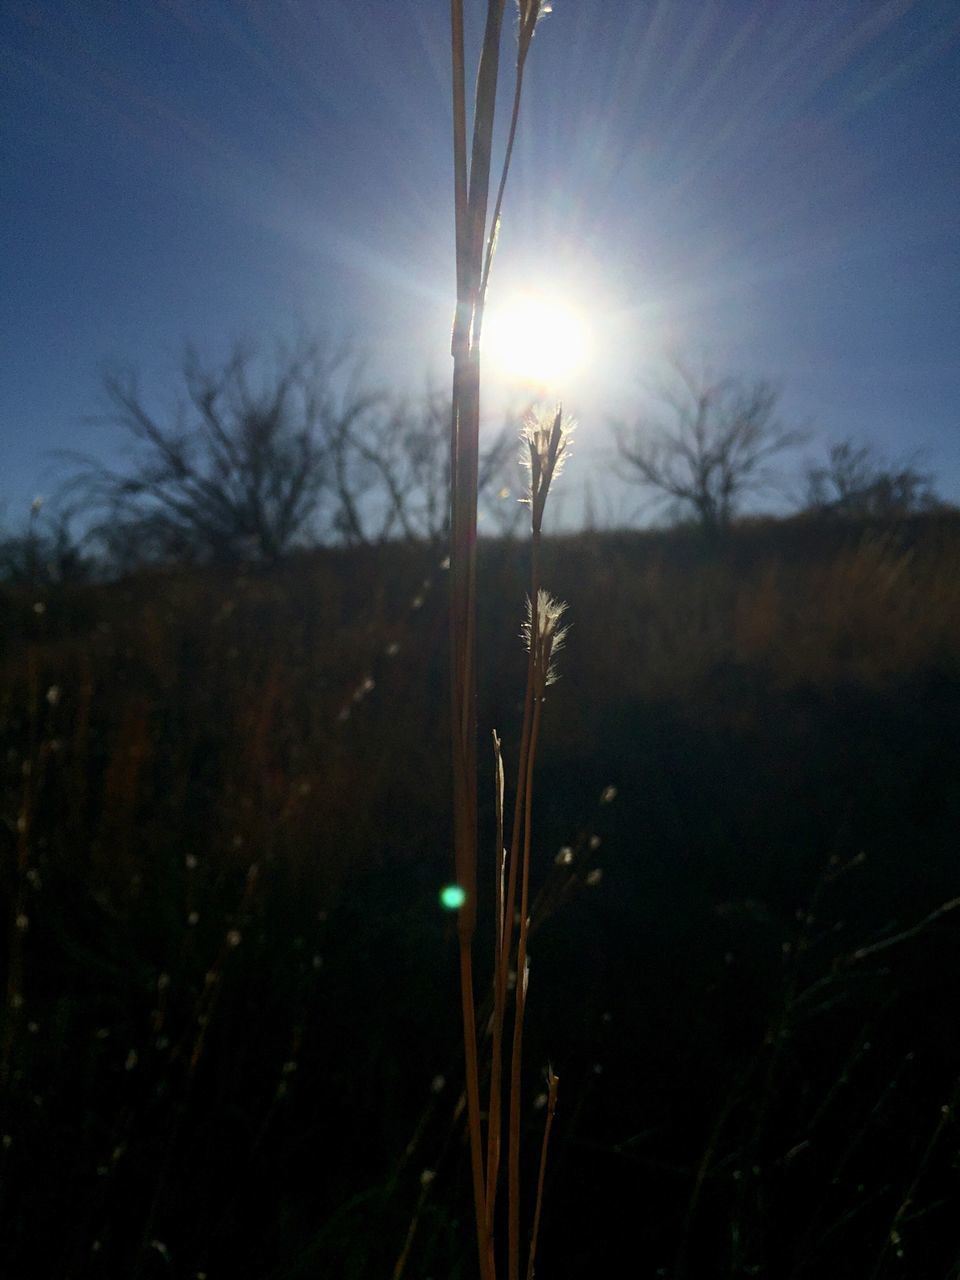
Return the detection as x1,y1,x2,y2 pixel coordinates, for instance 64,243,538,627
521,405,573,481
522,589,569,688
521,405,575,527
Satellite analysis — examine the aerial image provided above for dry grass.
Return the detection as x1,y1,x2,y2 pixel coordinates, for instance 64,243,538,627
446,4,564,1277
1,514,959,1274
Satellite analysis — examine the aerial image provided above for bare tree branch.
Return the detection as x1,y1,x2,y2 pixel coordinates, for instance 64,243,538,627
614,358,806,533
804,438,940,519
63,338,524,568
72,339,375,565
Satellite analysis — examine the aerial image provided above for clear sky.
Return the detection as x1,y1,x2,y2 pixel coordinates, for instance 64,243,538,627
3,0,959,524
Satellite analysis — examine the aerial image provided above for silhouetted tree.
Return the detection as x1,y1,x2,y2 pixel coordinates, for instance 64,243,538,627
71,339,376,566
614,360,805,532
0,499,92,586
330,388,521,545
804,438,939,519
68,339,522,569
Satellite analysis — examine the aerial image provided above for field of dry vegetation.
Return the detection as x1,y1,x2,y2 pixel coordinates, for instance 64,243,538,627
2,512,960,1277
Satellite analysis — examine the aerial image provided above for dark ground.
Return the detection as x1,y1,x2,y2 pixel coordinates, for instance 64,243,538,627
1,516,959,1278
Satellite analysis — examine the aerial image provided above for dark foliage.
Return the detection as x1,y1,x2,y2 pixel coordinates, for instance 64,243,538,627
0,503,92,587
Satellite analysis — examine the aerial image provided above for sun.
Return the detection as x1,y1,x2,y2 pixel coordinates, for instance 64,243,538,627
481,290,592,389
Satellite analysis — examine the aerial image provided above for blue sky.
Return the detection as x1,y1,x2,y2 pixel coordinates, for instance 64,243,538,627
2,0,959,525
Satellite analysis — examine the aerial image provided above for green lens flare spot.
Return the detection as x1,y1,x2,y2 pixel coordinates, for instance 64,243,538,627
439,884,467,911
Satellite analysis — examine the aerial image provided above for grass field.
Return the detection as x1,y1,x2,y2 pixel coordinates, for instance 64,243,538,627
2,512,960,1277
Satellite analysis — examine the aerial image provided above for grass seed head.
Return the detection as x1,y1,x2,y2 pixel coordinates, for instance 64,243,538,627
522,589,569,688
521,405,575,529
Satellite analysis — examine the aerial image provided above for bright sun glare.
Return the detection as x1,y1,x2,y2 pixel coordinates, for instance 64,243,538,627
482,291,592,389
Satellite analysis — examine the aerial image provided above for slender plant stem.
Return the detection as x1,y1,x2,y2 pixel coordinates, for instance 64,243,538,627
526,1072,559,1280
478,45,531,325
447,6,553,1275
508,695,543,1280
485,733,507,1265
499,531,540,985
466,2,508,300
487,526,540,1238
449,1,468,305
448,6,490,1273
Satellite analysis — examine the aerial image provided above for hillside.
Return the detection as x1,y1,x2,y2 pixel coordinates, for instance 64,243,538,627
2,514,960,1278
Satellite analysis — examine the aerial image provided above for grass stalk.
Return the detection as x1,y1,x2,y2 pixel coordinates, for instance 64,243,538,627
485,732,508,1261
485,539,537,1242
478,5,541,312
448,6,505,1274
508,693,542,1279
447,6,558,1276
526,1068,559,1280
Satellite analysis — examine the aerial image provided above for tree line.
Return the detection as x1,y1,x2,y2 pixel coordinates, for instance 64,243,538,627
1,341,945,584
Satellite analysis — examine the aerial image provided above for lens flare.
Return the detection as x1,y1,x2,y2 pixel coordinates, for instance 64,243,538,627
439,884,467,911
